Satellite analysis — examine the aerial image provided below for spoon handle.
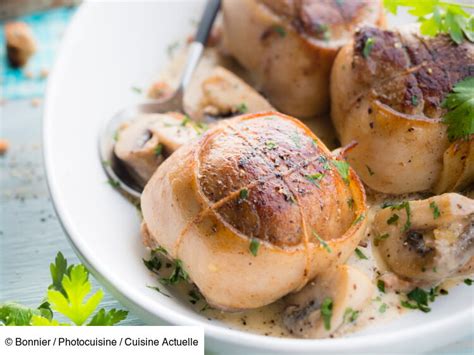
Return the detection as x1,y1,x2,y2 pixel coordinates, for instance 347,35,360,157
195,0,221,45
177,0,221,93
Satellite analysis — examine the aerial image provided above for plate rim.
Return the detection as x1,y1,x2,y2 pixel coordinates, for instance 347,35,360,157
42,1,474,352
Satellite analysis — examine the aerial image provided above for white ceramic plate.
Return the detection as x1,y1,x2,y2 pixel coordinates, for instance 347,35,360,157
43,1,473,353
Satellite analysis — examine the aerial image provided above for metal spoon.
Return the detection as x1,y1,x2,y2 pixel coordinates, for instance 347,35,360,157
99,0,221,199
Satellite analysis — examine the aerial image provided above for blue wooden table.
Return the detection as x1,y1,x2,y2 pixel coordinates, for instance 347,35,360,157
0,5,472,353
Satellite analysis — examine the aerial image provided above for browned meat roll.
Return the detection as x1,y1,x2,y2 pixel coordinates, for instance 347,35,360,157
331,26,474,194
221,0,385,118
140,112,367,310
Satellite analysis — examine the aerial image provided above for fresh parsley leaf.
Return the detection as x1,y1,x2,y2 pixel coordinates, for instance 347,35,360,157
405,287,431,313
429,201,441,219
160,259,189,285
0,302,45,326
442,77,474,141
108,179,120,189
390,201,412,232
49,252,71,296
384,0,474,43
249,238,260,256
321,297,333,330
464,278,473,286
312,230,332,253
377,279,386,293
332,160,350,184
87,308,128,326
47,265,104,325
355,248,368,260
188,290,201,305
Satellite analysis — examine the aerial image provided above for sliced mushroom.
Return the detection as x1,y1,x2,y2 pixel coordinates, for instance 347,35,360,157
114,113,201,186
373,193,474,283
283,265,374,338
186,66,274,120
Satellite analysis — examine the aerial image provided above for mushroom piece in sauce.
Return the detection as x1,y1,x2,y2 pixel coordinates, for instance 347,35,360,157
373,193,474,283
114,113,202,186
283,265,374,338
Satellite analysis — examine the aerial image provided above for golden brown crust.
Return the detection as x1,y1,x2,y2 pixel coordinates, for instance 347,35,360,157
196,112,354,247
352,26,474,118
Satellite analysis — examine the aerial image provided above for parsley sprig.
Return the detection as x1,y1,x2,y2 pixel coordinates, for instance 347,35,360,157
384,0,474,44
0,252,128,326
442,77,474,141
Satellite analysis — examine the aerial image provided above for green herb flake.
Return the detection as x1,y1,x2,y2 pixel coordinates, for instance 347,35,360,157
379,303,388,313
236,102,248,114
464,278,473,286
321,297,333,331
146,285,170,298
305,172,325,186
113,130,119,142
312,230,332,253
332,160,350,185
188,290,201,304
239,188,249,200
411,95,419,106
249,238,260,256
343,307,359,323
390,201,412,232
374,233,390,246
377,279,385,293
352,214,365,226
347,198,355,209
387,213,399,225
362,37,375,58
154,143,164,156
131,86,142,94
366,165,375,176
273,25,287,37
404,287,431,313
355,247,368,260
429,201,441,219
107,179,120,189
265,140,278,150
181,115,191,127
160,259,189,285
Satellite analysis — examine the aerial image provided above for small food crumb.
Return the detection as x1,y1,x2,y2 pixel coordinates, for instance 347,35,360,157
0,139,9,155
31,98,41,107
5,22,37,68
147,81,173,100
40,68,49,78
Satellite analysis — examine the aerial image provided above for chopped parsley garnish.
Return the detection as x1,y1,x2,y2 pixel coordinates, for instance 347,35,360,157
143,254,161,273
366,165,375,176
347,198,355,209
321,297,333,330
411,95,419,106
107,179,120,189
387,213,399,225
390,201,412,232
429,201,441,219
464,278,473,286
113,130,119,142
355,248,368,260
377,279,385,293
131,86,142,94
160,259,189,285
265,140,278,150
318,155,331,170
273,25,287,37
146,285,170,298
305,172,325,186
343,307,359,323
239,188,249,200
312,230,332,253
352,214,365,226
441,77,474,141
236,102,248,113
401,287,431,313
249,238,260,256
332,160,350,184
362,37,375,58
188,290,201,305
181,115,191,126
374,233,390,246
154,143,163,156
384,0,474,44
379,303,388,313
